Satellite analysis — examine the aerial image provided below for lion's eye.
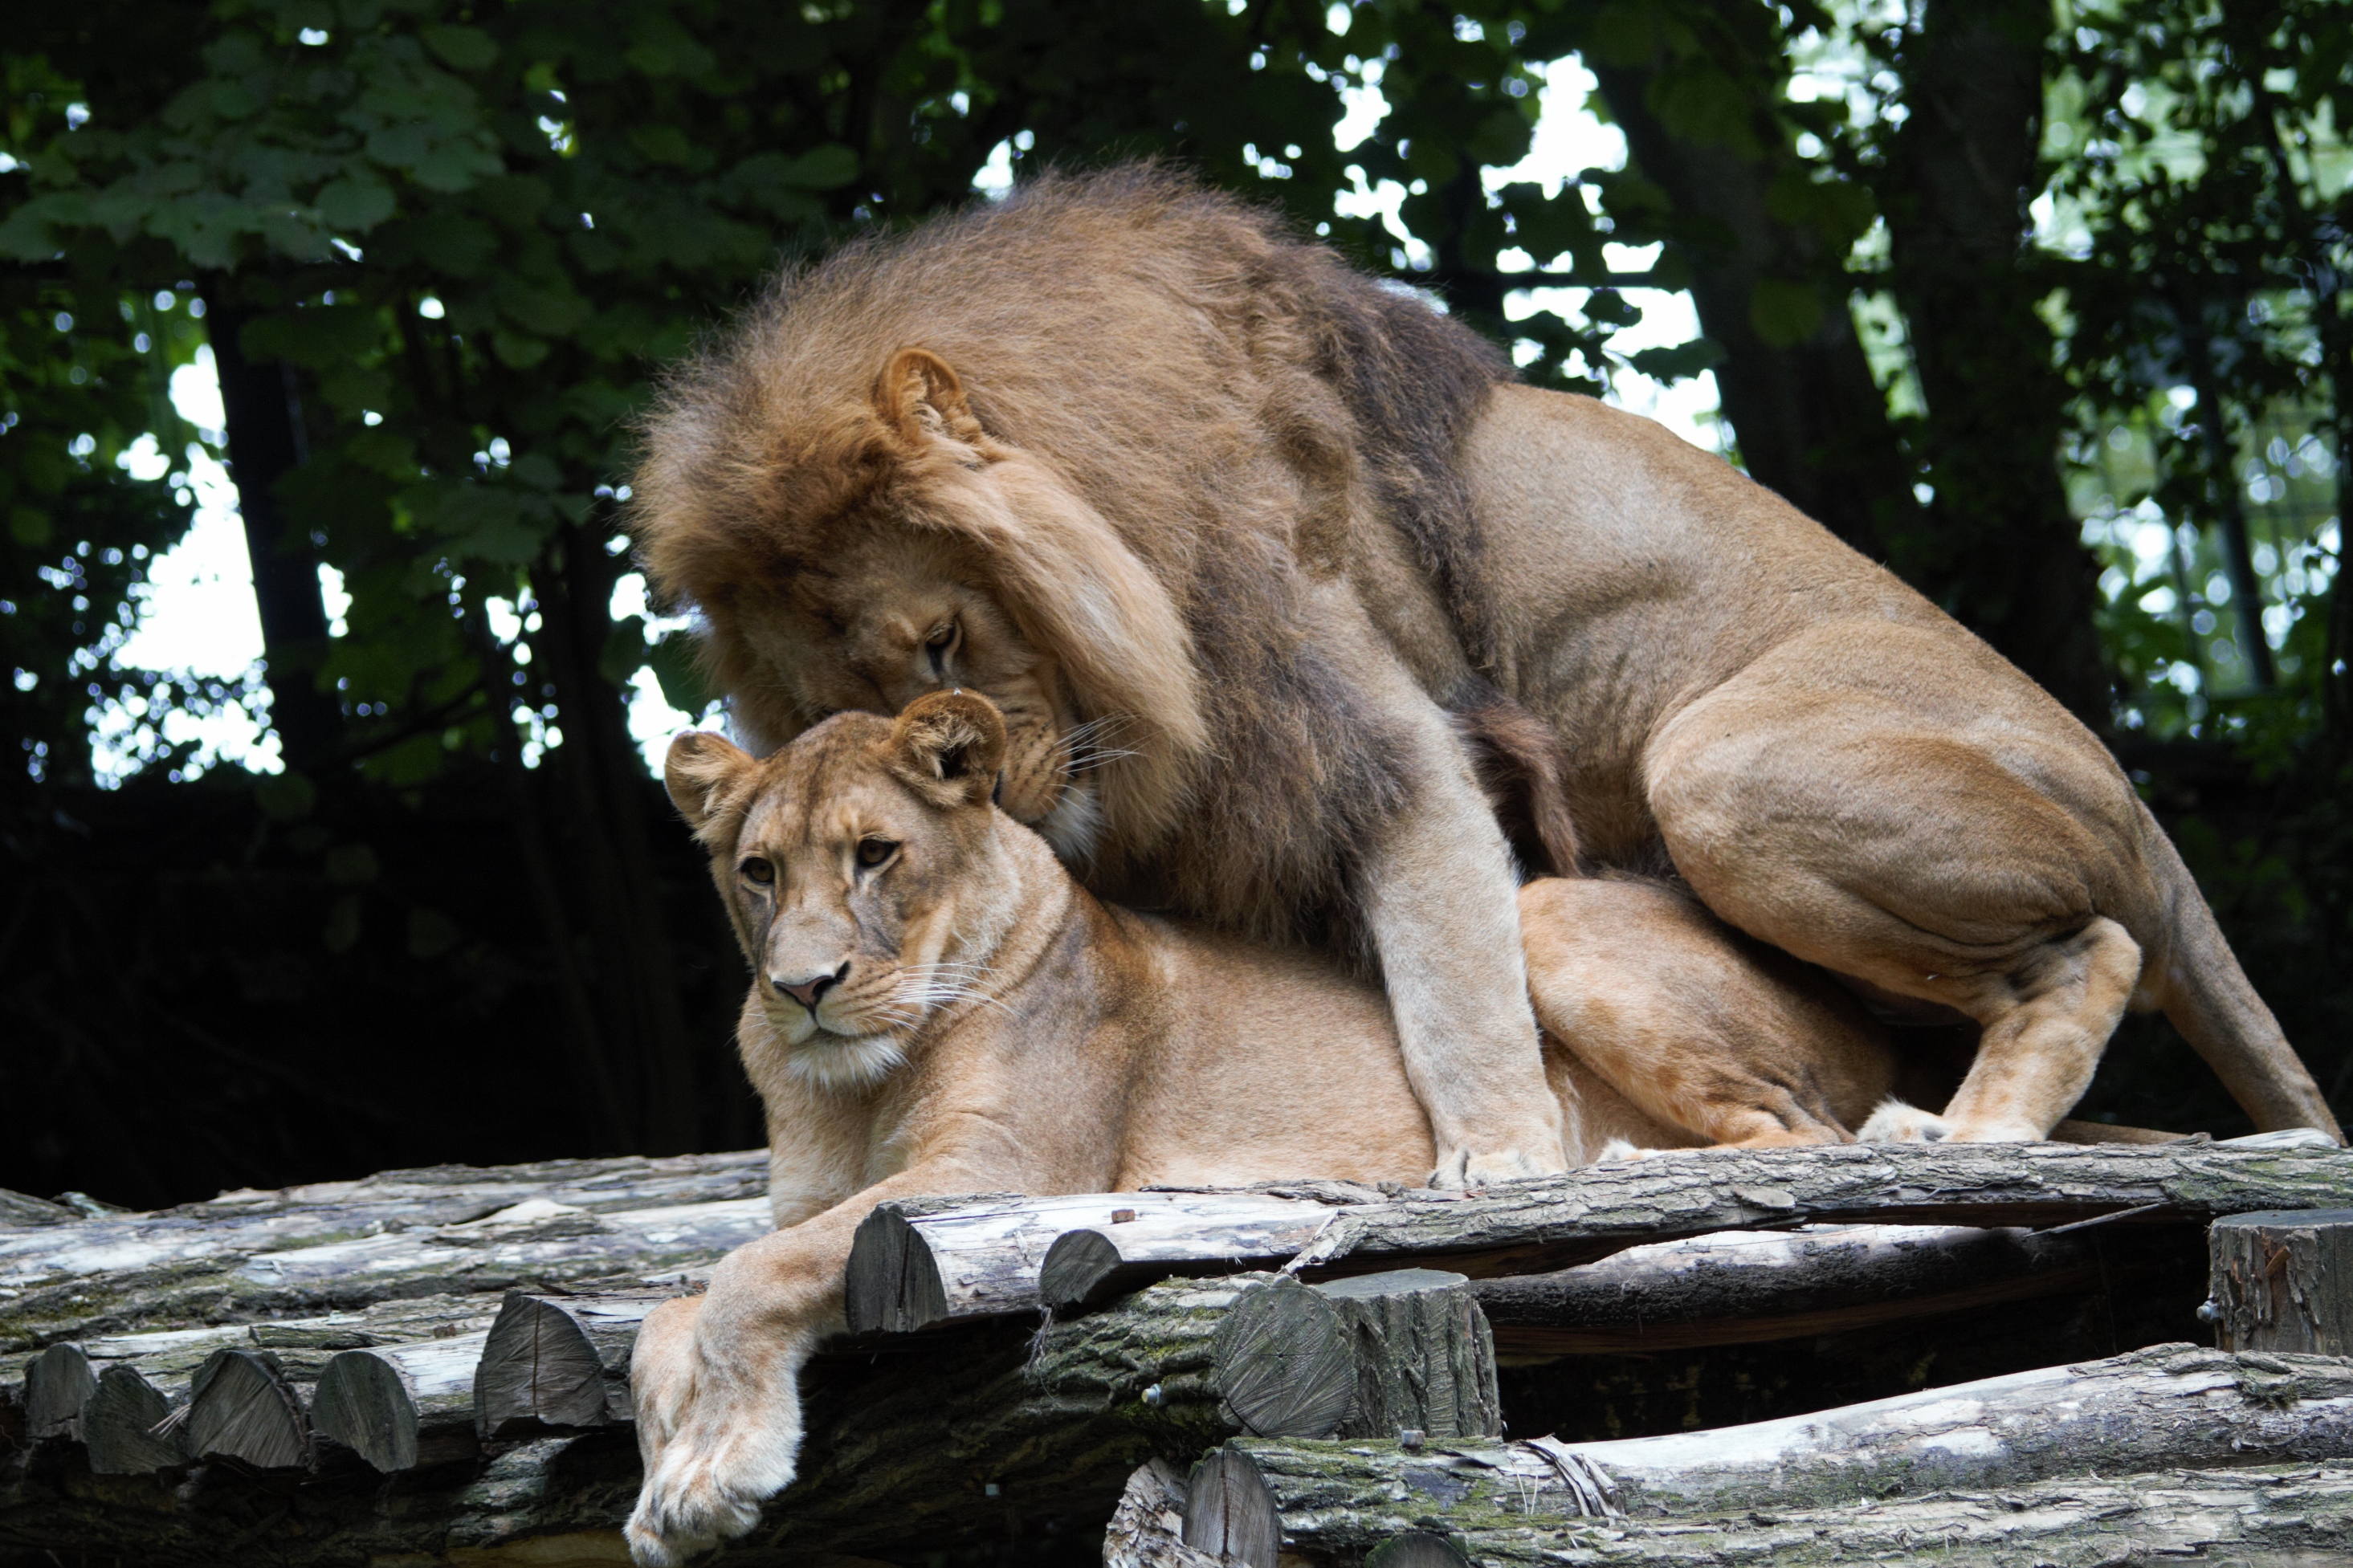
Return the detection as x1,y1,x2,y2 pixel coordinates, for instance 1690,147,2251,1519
924,621,959,677
740,857,775,886
855,837,898,869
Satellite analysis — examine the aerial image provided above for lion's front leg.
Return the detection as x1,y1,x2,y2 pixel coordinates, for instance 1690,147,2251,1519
1361,701,1570,1185
625,1239,834,1566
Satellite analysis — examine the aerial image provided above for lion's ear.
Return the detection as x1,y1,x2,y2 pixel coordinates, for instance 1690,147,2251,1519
666,729,755,838
887,690,1007,808
877,348,984,446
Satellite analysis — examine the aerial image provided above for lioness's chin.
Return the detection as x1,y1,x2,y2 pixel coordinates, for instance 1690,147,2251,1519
784,1034,910,1093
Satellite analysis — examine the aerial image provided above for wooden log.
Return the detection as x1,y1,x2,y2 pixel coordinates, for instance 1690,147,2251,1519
184,1347,310,1470
846,1190,1330,1333
0,1187,769,1354
1103,1457,1221,1568
310,1331,487,1472
0,1270,1496,1562
0,1189,80,1228
83,1363,187,1474
1214,1342,2353,1531
905,1142,2353,1322
1315,1270,1499,1441
473,1291,676,1439
1474,1222,2173,1355
2208,1207,2353,1354
1182,1446,1280,1565
1128,1449,2353,1567
22,1343,96,1441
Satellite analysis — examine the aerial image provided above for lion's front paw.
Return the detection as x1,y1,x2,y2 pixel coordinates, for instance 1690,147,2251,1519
1858,1097,1958,1143
1429,1142,1571,1189
627,1403,803,1567
1591,1138,1661,1163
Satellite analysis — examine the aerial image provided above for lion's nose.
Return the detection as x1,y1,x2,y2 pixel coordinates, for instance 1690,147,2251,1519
775,963,849,1011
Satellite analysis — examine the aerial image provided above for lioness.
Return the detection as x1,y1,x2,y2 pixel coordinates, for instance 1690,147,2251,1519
626,690,1896,1562
631,168,2337,1154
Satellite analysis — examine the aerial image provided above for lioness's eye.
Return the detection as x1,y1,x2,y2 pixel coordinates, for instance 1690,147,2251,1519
855,837,898,869
740,857,775,885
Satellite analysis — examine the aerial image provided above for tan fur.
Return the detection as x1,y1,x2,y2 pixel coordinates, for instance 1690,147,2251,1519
631,168,2337,1153
626,692,1897,1562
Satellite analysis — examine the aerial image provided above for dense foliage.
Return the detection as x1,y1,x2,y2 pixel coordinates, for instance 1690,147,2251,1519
3,0,2347,1203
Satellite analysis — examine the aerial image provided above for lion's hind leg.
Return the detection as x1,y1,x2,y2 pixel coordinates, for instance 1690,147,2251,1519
1643,636,2148,1143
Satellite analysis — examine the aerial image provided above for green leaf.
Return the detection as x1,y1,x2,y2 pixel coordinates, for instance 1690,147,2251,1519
629,125,694,166
492,328,551,368
9,507,52,548
316,177,397,232
325,843,381,886
1625,338,1726,381
421,24,500,72
648,631,716,716
1749,278,1825,348
242,307,383,373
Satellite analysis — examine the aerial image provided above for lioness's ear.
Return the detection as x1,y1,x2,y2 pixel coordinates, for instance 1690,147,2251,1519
887,690,1007,808
876,348,983,446
666,729,754,838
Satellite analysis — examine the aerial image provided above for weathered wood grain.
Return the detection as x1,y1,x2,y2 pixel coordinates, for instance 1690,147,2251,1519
852,1143,2353,1328
474,1291,676,1439
1473,1221,2178,1354
1137,1450,2353,1567
1223,1342,2353,1533
2209,1207,2353,1354
846,1190,1333,1333
311,1331,487,1472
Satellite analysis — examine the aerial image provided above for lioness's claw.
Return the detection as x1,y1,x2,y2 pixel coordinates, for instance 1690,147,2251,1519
1428,1144,1571,1188
1858,1097,1959,1144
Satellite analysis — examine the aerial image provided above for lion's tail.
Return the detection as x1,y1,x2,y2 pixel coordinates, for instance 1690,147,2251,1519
2139,801,2343,1140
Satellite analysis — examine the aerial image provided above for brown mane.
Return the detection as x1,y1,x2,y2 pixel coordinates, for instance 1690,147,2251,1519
630,165,1507,948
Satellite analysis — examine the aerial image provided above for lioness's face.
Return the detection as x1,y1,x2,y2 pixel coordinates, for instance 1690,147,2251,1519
667,693,1018,1093
735,526,1104,862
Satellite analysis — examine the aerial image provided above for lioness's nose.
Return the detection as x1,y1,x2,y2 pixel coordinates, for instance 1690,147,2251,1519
775,963,848,1011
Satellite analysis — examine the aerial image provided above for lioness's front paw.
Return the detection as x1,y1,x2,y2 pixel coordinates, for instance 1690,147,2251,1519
627,1409,803,1566
1429,1142,1572,1188
1858,1098,1958,1144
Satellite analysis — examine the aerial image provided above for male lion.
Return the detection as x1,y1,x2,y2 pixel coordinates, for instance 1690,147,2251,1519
631,167,2338,1158
625,690,1897,1562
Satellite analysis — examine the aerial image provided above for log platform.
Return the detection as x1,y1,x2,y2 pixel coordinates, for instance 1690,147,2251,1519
4,1137,2351,1565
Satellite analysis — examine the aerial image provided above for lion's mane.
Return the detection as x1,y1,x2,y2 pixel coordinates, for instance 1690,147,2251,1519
631,166,1507,948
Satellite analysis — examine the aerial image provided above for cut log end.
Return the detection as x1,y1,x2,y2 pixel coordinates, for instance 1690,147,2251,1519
475,1293,607,1439
187,1348,309,1470
24,1342,96,1441
312,1350,420,1472
84,1364,187,1475
843,1204,950,1334
1211,1276,1352,1439
1039,1227,1126,1313
1182,1446,1279,1568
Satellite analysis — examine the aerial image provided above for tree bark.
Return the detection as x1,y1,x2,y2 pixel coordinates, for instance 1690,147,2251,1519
203,302,342,769
311,1331,487,1472
1148,1446,2353,1567
2209,1208,2353,1354
1588,63,1926,566
1472,1221,2180,1354
855,1143,2353,1326
1881,0,2112,723
0,1150,768,1353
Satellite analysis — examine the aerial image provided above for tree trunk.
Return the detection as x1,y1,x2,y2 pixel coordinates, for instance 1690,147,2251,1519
203,301,342,769
1882,0,2112,723
1588,63,1926,566
531,526,699,1155
854,1142,2353,1326
1149,1445,2353,1567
